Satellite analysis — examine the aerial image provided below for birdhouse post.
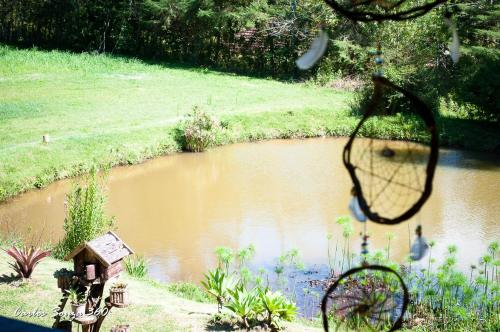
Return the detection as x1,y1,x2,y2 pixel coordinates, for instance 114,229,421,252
52,231,133,332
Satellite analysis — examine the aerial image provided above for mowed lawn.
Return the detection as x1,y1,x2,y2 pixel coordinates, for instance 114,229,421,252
0,45,351,201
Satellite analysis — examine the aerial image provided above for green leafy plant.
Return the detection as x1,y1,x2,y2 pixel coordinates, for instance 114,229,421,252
65,288,85,305
225,285,259,329
4,246,51,279
53,268,73,278
201,268,235,313
53,168,114,259
182,107,221,152
124,255,148,278
258,289,297,330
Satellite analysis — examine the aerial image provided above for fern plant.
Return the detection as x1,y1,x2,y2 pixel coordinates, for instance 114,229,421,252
4,246,51,279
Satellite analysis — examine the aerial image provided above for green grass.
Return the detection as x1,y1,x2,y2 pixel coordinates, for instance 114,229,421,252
0,252,183,331
0,45,350,202
0,45,498,202
0,251,319,331
124,255,149,278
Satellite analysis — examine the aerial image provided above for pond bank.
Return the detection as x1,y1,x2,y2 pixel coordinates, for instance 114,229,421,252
1,107,498,203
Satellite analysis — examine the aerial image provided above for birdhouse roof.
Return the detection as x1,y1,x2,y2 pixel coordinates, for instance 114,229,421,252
65,231,134,267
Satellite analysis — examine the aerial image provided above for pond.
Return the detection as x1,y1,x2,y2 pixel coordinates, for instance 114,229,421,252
1,138,499,284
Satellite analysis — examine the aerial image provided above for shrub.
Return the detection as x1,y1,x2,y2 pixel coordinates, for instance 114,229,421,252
53,168,114,259
181,107,221,152
124,255,148,278
4,246,51,279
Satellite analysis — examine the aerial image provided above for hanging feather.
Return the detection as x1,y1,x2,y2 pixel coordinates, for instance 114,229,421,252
410,236,429,261
349,196,367,223
296,30,329,70
444,17,460,64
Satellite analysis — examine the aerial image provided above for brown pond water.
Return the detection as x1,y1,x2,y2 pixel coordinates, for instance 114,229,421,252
1,138,499,282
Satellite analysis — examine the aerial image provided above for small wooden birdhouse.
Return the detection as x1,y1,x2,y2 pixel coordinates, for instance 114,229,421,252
65,231,133,284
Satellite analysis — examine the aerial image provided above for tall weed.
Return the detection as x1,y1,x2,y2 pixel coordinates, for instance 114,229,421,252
53,168,114,259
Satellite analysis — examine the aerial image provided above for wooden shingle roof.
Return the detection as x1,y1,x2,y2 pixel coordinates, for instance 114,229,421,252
65,231,134,267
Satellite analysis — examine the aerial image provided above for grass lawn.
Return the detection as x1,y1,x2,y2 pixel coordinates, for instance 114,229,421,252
0,45,351,202
1,45,498,202
0,251,321,331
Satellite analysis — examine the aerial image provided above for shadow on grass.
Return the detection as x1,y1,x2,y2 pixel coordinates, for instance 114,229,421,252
0,273,22,284
0,42,298,83
205,321,237,331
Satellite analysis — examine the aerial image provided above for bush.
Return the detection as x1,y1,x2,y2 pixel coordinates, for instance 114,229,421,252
181,107,221,152
124,255,148,278
53,168,114,259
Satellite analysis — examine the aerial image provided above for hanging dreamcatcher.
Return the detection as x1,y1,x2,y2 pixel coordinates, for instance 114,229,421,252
324,0,448,22
321,265,409,331
300,1,446,329
321,235,409,331
324,46,438,331
343,72,439,225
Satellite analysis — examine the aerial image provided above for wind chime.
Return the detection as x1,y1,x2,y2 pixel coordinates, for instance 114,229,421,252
295,0,461,330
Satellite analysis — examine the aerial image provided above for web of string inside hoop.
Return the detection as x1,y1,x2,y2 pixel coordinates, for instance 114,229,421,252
351,135,431,221
324,270,405,329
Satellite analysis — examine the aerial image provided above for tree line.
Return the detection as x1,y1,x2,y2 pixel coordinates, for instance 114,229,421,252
0,0,498,119
0,0,331,77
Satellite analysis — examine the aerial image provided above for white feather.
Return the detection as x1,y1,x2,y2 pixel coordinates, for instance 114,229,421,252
410,236,429,261
445,17,461,64
349,196,367,223
296,30,329,70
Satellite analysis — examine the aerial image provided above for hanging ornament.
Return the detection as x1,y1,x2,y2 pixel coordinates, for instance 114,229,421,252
409,225,429,261
444,13,460,63
361,234,370,257
321,265,409,332
296,30,329,70
322,226,408,331
324,0,448,22
343,74,439,225
349,187,368,222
